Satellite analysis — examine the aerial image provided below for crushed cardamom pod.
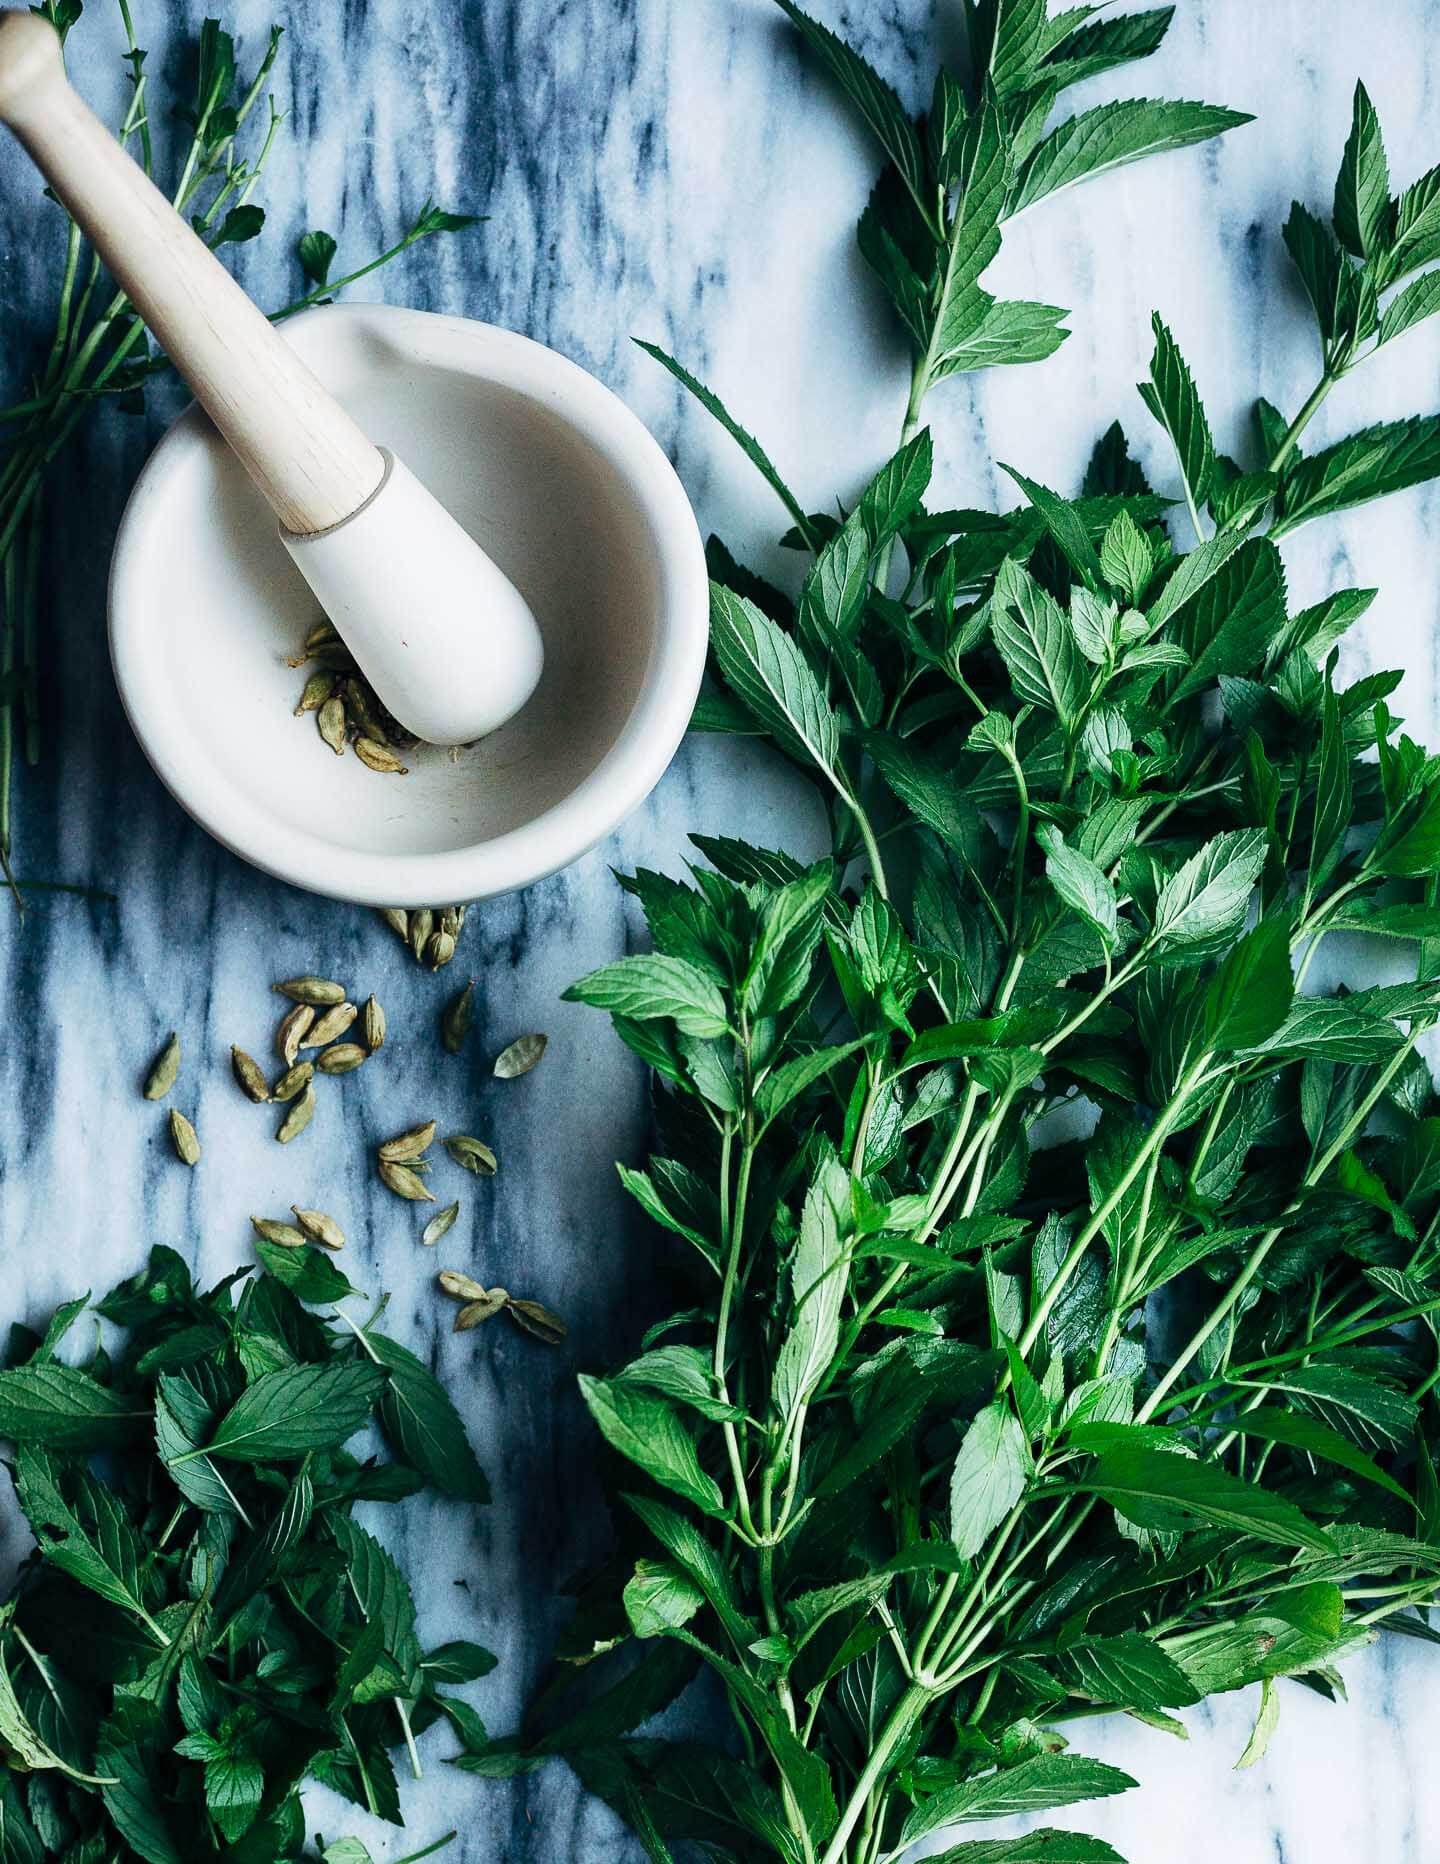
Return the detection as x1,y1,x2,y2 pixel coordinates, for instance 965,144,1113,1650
445,1134,497,1176
494,1032,547,1080
291,1207,345,1250
169,1108,200,1167
421,1200,460,1246
317,1042,367,1075
274,976,346,1007
437,1270,487,1301
441,979,475,1054
230,1045,271,1103
455,1290,509,1331
378,1120,436,1163
304,1000,358,1047
379,1159,436,1202
143,1031,181,1101
271,1060,314,1102
276,1002,316,1064
507,1299,567,1345
277,1083,316,1144
251,1216,307,1249
363,994,386,1051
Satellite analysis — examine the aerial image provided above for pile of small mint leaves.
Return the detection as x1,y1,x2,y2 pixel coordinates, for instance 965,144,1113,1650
0,1246,491,1861
472,6,1440,1864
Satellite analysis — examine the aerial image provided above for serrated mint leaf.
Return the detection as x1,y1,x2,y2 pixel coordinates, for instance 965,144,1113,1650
1080,1443,1332,1551
564,953,730,1039
949,1400,1028,1558
972,0,1048,98
771,1154,850,1428
1150,829,1267,960
1281,201,1347,348
1170,536,1286,702
900,1752,1136,1848
774,0,925,209
1274,416,1440,534
1036,825,1117,948
858,428,933,548
709,585,842,783
1332,80,1390,259
189,1361,383,1463
1378,269,1440,346
1011,98,1252,215
624,1559,706,1639
578,1375,726,1517
366,1330,490,1502
991,558,1086,724
1138,312,1213,515
1098,508,1154,603
931,295,1070,376
1041,6,1173,92
1202,917,1293,1052
1001,465,1104,585
0,1363,143,1450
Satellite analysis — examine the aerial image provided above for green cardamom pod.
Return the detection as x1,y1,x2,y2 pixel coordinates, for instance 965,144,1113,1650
276,1002,316,1065
230,1045,271,1103
455,1289,509,1331
378,907,409,942
425,929,456,970
317,694,348,754
408,909,435,963
272,1060,314,1101
441,979,475,1053
143,1031,180,1101
251,1216,307,1248
445,1134,497,1177
507,1299,567,1345
378,1119,436,1163
277,1083,316,1144
274,976,346,1006
304,1001,358,1046
291,1207,345,1250
438,1268,487,1301
363,994,386,1051
317,1042,366,1074
379,1159,436,1202
355,736,408,774
169,1108,200,1166
421,1200,460,1246
293,670,335,716
494,1032,547,1079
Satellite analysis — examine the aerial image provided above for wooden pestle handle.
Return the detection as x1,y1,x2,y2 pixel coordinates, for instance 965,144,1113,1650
0,10,383,534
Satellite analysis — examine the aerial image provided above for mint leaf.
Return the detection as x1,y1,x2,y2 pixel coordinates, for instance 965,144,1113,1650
949,1400,1028,1558
1138,312,1214,516
564,954,730,1039
1012,98,1253,214
578,1376,726,1518
195,1361,384,1463
773,0,925,210
1275,416,1440,533
1333,80,1391,259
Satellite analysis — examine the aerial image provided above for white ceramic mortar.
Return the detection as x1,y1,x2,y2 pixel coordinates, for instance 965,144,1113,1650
109,303,709,905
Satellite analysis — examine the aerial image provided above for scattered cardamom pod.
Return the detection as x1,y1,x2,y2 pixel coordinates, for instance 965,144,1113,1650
169,1108,200,1167
230,1045,271,1103
277,1002,315,1065
455,1289,509,1331
378,1119,436,1163
408,908,435,964
317,695,347,754
251,1216,308,1249
441,979,475,1053
494,1032,547,1079
425,929,456,969
293,671,335,716
274,976,346,1006
445,1134,497,1176
271,1060,314,1101
507,1299,567,1345
304,1000,358,1046
291,1207,345,1250
363,994,386,1051
317,1042,367,1075
277,1083,316,1144
421,1200,460,1246
378,907,409,942
379,1159,436,1202
355,736,408,775
438,1269,488,1301
143,1031,181,1101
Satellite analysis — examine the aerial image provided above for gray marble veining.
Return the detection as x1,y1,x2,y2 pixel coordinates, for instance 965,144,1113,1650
3,2,1440,1858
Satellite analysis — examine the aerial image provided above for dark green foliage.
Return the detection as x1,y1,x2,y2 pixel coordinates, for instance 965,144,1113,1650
0,1252,487,1859
516,10,1440,1863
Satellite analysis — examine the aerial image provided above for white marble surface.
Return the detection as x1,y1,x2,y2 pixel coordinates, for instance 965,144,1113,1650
2,1,1440,1858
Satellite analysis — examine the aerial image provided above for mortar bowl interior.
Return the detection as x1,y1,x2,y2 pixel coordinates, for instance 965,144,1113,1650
109,303,708,905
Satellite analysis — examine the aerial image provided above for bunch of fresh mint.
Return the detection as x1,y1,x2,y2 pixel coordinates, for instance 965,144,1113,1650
475,6,1440,1862
0,1245,489,1860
